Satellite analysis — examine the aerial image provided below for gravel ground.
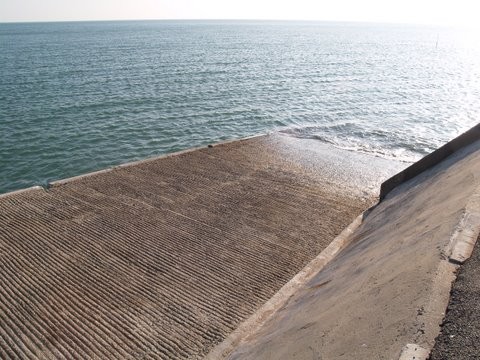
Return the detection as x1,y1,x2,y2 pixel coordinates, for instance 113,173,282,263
429,234,480,359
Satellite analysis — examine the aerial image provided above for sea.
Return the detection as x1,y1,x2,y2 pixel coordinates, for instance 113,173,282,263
1,20,480,194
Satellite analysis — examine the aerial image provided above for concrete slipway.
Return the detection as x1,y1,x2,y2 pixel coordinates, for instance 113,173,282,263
0,134,403,359
1,126,480,359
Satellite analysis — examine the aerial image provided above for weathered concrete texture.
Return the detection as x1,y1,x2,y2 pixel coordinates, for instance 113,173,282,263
0,134,402,359
429,233,480,360
226,140,480,360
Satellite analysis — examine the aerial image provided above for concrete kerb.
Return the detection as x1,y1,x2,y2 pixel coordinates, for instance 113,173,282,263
406,259,458,360
49,168,115,187
0,185,44,199
0,135,266,195
46,134,266,188
397,185,480,360
206,211,367,360
448,185,480,264
115,134,266,170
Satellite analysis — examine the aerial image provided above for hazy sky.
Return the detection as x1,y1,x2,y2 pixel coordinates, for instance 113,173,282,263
0,0,479,26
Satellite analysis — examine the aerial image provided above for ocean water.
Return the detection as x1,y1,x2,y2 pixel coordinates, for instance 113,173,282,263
1,20,480,194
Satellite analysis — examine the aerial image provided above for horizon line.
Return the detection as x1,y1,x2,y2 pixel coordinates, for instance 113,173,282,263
0,18,459,28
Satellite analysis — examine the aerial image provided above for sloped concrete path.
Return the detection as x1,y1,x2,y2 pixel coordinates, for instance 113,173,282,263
0,134,402,359
224,140,480,360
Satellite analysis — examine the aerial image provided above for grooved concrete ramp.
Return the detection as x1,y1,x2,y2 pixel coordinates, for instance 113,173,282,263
0,134,403,359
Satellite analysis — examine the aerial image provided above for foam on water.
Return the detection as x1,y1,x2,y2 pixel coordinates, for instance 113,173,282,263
1,21,480,193
281,120,457,163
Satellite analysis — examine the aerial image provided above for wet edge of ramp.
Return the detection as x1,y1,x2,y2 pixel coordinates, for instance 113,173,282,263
0,134,403,359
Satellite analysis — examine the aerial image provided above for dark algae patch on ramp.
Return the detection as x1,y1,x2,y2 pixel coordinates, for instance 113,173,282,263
430,233,480,360
0,134,402,359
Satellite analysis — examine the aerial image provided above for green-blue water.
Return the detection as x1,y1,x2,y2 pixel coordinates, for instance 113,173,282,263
1,20,480,194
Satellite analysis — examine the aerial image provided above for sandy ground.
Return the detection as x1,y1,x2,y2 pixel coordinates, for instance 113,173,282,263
224,140,480,360
429,233,480,360
0,134,403,359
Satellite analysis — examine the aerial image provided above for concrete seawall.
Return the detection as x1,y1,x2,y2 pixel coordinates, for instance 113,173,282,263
380,124,480,200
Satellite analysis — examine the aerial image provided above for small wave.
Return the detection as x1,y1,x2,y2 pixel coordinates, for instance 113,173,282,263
281,124,430,163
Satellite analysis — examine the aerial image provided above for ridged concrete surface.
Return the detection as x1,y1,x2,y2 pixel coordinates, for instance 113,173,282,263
0,134,402,359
